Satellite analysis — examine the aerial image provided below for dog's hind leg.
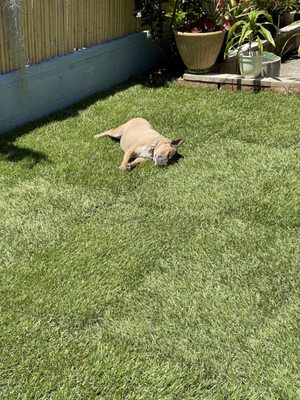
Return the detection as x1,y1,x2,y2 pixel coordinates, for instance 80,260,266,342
94,119,136,140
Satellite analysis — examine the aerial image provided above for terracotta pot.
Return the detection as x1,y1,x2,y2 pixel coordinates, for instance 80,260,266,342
174,30,226,72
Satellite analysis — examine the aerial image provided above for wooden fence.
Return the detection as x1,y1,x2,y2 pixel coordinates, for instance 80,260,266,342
0,0,141,74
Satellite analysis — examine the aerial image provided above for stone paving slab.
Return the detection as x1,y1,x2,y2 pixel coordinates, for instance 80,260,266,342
178,73,300,94
281,57,300,78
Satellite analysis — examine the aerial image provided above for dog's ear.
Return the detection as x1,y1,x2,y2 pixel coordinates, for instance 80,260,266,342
171,139,184,148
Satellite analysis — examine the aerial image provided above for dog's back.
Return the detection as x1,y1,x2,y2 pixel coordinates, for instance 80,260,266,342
119,118,162,152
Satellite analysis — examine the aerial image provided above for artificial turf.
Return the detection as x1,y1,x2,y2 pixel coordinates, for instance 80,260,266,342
0,80,300,399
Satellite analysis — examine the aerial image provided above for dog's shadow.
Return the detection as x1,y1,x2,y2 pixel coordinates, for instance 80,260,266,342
109,137,120,143
170,153,184,165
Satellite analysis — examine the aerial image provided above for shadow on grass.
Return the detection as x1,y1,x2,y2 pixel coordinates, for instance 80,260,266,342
0,130,47,165
0,81,135,165
0,66,183,166
136,59,185,88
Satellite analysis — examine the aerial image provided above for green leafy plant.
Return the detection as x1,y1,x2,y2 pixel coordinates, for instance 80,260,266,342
251,0,299,14
134,0,169,40
172,0,232,31
275,0,299,13
134,0,178,66
134,0,233,36
280,32,300,57
218,0,252,31
225,9,276,56
227,0,252,19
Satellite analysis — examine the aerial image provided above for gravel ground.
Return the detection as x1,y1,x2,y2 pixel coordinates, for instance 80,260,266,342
281,53,300,78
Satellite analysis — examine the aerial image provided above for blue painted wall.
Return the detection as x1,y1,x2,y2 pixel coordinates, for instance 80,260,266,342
0,32,160,133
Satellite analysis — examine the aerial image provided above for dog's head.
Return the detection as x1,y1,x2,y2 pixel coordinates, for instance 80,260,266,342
151,139,184,167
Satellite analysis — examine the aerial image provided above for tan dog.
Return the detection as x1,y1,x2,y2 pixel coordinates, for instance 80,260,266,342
94,118,184,171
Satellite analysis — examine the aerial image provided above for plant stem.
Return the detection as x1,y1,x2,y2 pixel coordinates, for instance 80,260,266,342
170,0,182,31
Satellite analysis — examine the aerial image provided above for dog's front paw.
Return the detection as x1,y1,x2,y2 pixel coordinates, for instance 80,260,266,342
118,164,128,171
127,163,134,171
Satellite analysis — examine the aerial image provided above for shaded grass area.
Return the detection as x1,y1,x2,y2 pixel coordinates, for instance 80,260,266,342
0,80,300,399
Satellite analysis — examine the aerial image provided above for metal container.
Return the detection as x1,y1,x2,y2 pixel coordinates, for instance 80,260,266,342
261,52,281,78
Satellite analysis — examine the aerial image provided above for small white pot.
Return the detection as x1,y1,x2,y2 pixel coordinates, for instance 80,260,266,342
239,52,263,78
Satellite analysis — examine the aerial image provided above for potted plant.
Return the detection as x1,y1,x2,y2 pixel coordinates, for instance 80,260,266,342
134,0,234,73
279,0,299,27
225,9,276,77
252,0,299,28
172,0,230,72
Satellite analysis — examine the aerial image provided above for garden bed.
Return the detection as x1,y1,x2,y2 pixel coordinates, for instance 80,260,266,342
178,21,300,94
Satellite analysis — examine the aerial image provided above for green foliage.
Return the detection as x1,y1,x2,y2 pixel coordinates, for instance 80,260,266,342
134,0,232,37
280,32,300,56
276,0,300,13
225,9,276,55
251,0,300,14
229,0,252,17
178,0,203,25
134,0,179,64
134,0,169,35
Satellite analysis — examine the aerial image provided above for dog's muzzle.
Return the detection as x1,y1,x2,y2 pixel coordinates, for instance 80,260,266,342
154,156,168,167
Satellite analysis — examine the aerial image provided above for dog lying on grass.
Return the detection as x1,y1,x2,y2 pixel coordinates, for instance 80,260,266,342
94,118,184,171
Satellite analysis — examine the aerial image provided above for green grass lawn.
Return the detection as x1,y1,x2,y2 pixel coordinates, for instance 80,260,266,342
1,80,300,399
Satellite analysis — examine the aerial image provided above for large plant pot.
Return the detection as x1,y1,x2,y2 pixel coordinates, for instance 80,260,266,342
239,52,263,78
279,11,296,28
261,52,281,78
174,30,226,73
273,11,296,28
